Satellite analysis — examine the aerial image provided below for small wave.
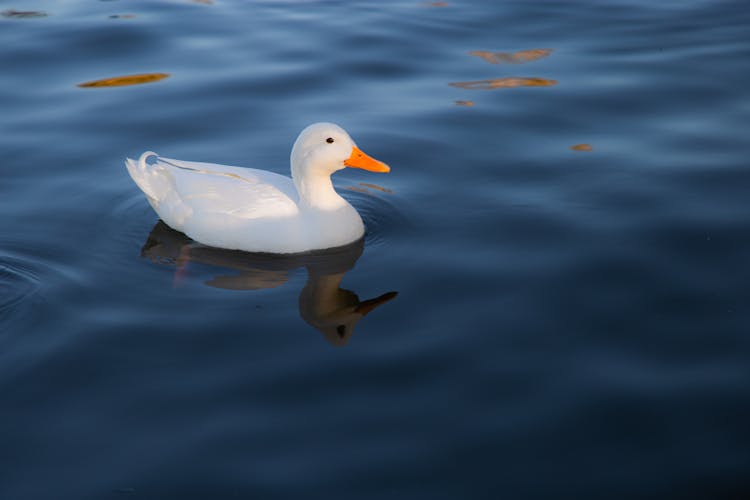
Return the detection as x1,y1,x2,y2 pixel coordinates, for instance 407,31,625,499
342,189,411,248
110,192,162,246
0,256,42,329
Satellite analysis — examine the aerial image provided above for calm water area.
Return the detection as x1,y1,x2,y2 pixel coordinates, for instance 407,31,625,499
2,1,750,498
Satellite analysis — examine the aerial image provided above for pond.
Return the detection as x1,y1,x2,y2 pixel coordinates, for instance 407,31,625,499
1,1,749,498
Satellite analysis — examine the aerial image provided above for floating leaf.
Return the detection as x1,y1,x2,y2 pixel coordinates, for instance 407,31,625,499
77,73,170,88
359,182,393,194
570,144,593,151
1,9,47,18
449,77,556,90
455,100,475,107
469,48,553,65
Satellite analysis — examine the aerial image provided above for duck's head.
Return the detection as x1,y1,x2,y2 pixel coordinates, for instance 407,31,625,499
291,122,390,178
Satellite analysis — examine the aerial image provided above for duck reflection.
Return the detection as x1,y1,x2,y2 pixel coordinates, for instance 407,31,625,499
141,221,397,346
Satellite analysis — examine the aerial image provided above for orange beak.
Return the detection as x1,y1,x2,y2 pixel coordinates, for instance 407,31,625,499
344,146,390,173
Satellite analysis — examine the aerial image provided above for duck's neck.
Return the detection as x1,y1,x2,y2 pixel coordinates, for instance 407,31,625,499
293,171,347,211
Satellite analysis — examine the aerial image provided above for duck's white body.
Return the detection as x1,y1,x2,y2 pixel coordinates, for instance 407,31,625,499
125,123,390,254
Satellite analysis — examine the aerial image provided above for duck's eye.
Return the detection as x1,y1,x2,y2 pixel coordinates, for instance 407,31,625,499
326,137,334,144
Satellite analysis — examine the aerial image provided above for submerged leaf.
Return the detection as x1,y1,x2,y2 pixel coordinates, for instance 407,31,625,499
77,73,170,88
571,144,593,151
359,182,393,194
469,48,553,64
1,9,47,18
449,77,556,90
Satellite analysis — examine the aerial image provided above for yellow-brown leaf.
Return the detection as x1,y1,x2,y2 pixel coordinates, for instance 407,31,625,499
77,73,170,88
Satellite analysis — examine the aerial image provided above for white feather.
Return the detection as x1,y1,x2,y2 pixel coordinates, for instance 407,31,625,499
125,123,389,253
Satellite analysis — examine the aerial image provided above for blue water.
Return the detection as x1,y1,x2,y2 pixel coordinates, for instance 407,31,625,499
2,1,750,498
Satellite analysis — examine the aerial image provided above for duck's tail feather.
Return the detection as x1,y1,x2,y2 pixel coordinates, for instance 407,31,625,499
125,151,165,206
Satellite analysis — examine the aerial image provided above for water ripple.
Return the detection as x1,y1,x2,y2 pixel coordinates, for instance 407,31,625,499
343,188,411,249
0,254,42,330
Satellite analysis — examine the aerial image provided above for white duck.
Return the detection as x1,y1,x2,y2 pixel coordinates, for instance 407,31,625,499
125,122,390,254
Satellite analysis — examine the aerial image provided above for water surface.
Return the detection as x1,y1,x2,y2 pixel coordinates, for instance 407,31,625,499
2,1,750,498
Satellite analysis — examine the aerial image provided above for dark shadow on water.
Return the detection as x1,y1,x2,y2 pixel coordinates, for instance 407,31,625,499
141,221,397,346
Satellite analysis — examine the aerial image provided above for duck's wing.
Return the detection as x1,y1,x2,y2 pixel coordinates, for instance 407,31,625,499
126,152,299,227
